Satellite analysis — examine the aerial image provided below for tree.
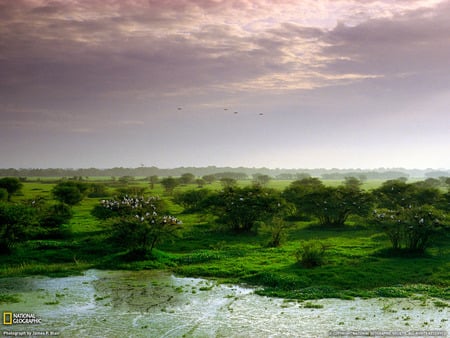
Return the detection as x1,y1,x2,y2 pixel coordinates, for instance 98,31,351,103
92,196,181,257
173,189,212,212
372,206,445,252
52,181,88,206
204,186,288,233
0,202,37,253
180,173,195,185
148,175,159,190
220,177,237,188
160,177,180,194
373,179,442,209
0,188,7,201
202,174,216,184
0,177,23,201
252,174,271,187
283,178,372,226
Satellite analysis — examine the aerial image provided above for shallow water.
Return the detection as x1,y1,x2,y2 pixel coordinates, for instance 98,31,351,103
0,270,448,337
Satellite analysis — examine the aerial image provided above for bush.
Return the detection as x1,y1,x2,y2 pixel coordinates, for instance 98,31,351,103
0,188,7,201
37,203,73,238
295,240,328,268
259,217,293,247
0,202,37,253
372,205,445,252
173,189,211,213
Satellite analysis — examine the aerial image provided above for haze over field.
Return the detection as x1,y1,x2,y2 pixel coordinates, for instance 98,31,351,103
0,0,449,169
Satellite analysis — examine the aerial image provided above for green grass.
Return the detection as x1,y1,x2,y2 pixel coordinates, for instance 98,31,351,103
1,180,449,301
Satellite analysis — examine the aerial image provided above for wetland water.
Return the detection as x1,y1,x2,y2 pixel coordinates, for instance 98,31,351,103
0,270,448,337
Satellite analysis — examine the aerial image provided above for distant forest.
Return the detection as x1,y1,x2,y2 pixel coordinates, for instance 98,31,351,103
0,167,448,180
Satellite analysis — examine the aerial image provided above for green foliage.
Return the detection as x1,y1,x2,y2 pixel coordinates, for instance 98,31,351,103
294,240,328,268
204,186,288,233
52,181,89,205
160,177,180,194
283,178,372,227
37,203,73,238
0,202,37,253
373,179,442,209
372,206,445,252
179,173,196,185
219,177,237,188
173,189,212,212
259,217,293,247
0,188,7,201
252,174,272,187
0,177,23,201
93,196,181,256
87,183,109,198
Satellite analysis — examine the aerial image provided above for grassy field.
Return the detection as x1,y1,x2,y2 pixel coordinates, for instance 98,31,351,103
1,179,449,301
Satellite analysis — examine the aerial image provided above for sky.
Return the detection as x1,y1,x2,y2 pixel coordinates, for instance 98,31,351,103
0,0,449,170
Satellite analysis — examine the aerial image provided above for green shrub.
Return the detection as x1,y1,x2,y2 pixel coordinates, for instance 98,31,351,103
295,240,328,268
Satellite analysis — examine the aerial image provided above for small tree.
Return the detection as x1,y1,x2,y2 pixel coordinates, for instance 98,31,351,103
252,174,271,187
148,175,159,190
0,177,23,201
0,188,7,201
0,202,37,253
180,173,195,185
173,189,212,213
160,177,180,195
92,196,182,257
202,174,216,184
259,217,293,247
204,186,288,233
52,181,89,206
372,206,444,252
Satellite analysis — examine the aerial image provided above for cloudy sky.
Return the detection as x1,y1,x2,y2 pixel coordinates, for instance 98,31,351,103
1,0,449,169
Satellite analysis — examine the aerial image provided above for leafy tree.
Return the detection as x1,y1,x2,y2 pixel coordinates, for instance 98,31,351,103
204,186,288,233
195,178,206,187
344,176,363,190
372,206,445,252
92,196,181,256
0,177,23,201
180,173,195,185
148,175,159,190
173,189,212,212
52,181,89,206
252,174,271,187
88,183,109,198
283,178,372,226
0,188,7,201
0,202,37,253
160,177,180,195
219,177,237,188
202,174,216,184
259,217,293,247
36,203,73,238
373,179,442,209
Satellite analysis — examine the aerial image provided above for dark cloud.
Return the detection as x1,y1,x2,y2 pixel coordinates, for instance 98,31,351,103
323,1,450,80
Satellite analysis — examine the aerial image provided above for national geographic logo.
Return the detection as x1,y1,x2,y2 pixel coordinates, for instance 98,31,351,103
3,312,42,325
3,312,12,325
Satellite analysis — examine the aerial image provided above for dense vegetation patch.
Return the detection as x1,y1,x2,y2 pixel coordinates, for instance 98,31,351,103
0,175,449,300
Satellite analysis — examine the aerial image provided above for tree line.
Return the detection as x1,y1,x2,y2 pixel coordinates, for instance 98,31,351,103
1,166,447,180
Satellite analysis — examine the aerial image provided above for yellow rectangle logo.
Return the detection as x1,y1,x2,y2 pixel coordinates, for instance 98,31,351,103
3,312,13,325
